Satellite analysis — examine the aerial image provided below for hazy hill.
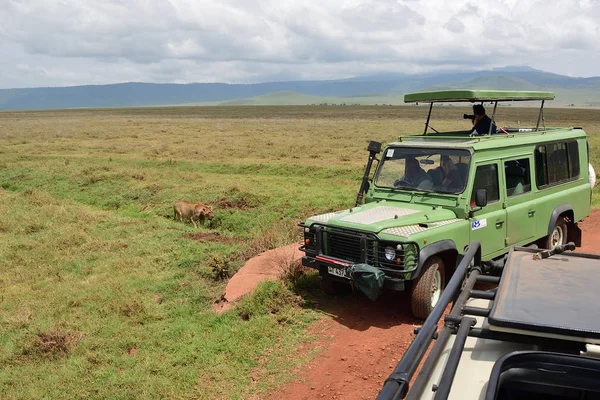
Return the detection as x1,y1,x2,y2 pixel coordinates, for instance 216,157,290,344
1,66,599,110
219,91,331,106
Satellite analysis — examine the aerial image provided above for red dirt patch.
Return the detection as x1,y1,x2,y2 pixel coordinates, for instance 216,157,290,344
212,243,303,313
270,291,420,400
579,209,600,253
183,232,238,243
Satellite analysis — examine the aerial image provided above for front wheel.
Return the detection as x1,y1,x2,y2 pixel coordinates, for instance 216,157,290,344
545,217,567,249
410,257,445,320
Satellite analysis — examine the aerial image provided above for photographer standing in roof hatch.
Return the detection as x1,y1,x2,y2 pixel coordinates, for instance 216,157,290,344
466,104,497,135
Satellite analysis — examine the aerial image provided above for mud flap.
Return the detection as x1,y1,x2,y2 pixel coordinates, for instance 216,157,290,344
567,222,582,247
349,264,386,301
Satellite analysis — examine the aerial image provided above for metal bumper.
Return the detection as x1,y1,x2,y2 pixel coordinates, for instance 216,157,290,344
302,255,406,291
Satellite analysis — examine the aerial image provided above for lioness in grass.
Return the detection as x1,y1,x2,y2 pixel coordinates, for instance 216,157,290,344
173,201,214,228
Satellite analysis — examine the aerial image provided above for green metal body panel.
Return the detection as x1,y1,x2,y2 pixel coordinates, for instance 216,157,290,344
363,128,590,261
305,200,471,261
303,128,590,257
403,89,555,103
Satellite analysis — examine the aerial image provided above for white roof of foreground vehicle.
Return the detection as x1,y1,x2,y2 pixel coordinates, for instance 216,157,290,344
377,243,600,400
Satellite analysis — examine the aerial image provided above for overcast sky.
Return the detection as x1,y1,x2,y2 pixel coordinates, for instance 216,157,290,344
1,0,599,89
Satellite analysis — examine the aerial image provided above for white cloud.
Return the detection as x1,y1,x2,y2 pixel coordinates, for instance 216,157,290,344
0,0,598,88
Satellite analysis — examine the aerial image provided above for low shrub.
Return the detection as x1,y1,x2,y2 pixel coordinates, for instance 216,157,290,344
236,280,301,320
208,253,233,280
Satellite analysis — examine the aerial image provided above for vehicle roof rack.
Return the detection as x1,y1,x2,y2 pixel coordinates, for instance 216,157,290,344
404,89,555,103
377,243,600,400
409,89,555,136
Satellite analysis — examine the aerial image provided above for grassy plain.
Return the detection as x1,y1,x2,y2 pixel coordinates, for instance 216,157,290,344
0,105,599,399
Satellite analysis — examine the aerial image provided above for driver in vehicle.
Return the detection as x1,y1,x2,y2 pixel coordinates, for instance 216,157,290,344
395,157,433,189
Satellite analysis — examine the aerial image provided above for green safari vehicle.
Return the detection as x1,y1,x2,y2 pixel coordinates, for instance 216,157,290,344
299,89,593,319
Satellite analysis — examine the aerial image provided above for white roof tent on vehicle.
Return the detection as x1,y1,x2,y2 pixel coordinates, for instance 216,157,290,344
403,89,556,136
377,242,600,400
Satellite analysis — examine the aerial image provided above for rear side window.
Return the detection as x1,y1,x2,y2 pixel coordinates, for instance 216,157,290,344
535,141,580,188
472,164,500,204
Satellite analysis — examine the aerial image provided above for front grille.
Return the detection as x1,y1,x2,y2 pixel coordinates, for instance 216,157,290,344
328,232,362,262
317,227,416,271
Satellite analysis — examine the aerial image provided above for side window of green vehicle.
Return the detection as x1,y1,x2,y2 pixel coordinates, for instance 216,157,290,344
471,164,500,204
535,141,580,188
504,158,531,197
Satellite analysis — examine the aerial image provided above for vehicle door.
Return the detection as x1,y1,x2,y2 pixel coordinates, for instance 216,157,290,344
469,162,507,259
503,157,536,246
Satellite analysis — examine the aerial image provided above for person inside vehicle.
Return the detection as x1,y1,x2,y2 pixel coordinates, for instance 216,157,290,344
395,157,432,189
469,104,497,135
440,156,463,191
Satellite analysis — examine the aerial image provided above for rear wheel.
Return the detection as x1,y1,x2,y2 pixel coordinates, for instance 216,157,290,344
545,217,567,249
411,257,445,320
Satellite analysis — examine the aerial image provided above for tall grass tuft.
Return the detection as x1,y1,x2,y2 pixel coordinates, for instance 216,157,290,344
236,281,302,321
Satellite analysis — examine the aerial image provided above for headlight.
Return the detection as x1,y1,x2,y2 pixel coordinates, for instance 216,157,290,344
384,246,396,261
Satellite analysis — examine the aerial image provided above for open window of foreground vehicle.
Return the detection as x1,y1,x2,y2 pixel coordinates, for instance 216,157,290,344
377,242,600,400
485,351,600,400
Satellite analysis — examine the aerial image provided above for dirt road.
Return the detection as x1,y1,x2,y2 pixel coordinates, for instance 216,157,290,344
259,210,600,399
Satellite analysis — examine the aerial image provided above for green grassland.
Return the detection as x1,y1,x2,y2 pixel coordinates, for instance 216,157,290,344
190,90,600,108
0,105,599,399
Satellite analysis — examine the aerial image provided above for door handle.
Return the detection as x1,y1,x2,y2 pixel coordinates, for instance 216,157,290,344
496,220,505,227
528,210,536,216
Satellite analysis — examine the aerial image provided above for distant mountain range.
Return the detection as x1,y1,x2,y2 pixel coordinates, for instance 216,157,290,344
1,66,599,110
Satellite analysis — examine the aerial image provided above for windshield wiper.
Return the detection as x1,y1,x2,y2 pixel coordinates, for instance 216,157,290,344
434,188,461,194
391,185,435,193
392,184,414,191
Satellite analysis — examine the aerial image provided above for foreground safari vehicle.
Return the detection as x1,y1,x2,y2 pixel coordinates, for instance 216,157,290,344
377,242,600,400
299,90,593,319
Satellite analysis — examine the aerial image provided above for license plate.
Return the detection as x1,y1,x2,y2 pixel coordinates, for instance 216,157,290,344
328,266,349,279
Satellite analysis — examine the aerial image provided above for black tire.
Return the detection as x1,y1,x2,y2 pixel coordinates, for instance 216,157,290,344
411,257,445,320
545,217,567,250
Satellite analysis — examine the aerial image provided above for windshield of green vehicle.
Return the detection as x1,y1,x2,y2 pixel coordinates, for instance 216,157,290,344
374,147,471,194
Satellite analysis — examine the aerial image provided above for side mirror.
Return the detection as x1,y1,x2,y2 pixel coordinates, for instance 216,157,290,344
356,141,382,206
367,140,382,154
475,189,487,208
469,189,487,218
